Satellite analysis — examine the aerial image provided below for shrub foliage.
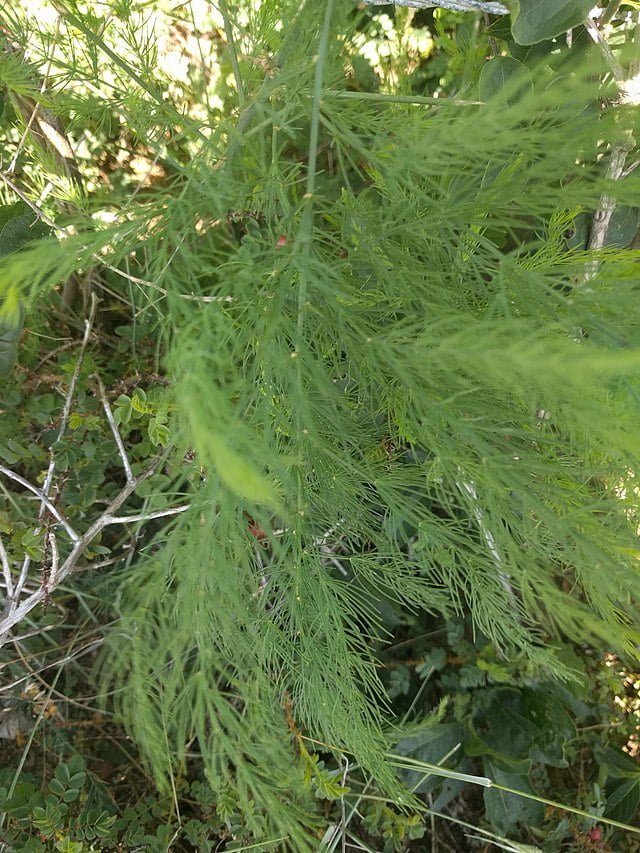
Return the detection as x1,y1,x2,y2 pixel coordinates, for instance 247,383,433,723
1,0,639,848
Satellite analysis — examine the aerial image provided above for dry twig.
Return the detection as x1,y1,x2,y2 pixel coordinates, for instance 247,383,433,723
0,463,168,642
0,346,190,644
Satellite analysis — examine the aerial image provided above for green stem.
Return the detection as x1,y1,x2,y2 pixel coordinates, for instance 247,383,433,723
330,89,481,106
601,0,622,26
294,1,335,512
386,752,640,836
492,781,640,836
305,4,335,199
219,0,246,109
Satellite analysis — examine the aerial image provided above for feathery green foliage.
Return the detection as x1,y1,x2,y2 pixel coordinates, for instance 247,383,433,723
1,0,639,847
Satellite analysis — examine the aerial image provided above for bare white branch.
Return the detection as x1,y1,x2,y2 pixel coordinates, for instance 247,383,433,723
0,170,60,229
46,531,60,589
0,533,13,599
10,294,97,608
0,465,157,644
583,13,637,275
105,504,191,525
94,375,134,484
584,15,626,83
0,465,79,543
586,139,633,268
363,0,508,13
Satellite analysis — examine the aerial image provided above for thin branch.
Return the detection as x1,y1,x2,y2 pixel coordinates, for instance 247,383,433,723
601,0,622,27
13,553,33,615
108,271,234,303
0,362,147,637
7,17,61,174
0,534,13,599
105,504,191,525
314,519,346,548
363,0,508,13
10,296,97,607
293,0,335,520
315,519,349,577
0,170,59,229
46,531,60,589
0,465,157,643
0,639,103,697
219,0,246,108
320,550,349,577
330,90,482,107
93,375,134,484
11,637,105,714
583,12,637,275
0,465,79,543
630,12,640,79
584,15,626,83
587,138,632,262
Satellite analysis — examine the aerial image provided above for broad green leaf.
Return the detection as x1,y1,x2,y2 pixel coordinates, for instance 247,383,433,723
0,213,47,256
396,722,464,793
598,747,640,779
5,437,30,459
48,778,66,797
114,394,133,425
485,15,514,41
418,646,448,673
148,417,170,447
563,211,590,249
607,206,640,248
475,657,512,682
396,722,471,809
0,202,28,232
0,334,21,376
483,759,545,834
0,443,20,465
479,56,532,105
544,74,599,123
467,688,537,761
68,771,86,788
524,687,574,767
466,685,574,767
605,777,640,824
509,0,593,45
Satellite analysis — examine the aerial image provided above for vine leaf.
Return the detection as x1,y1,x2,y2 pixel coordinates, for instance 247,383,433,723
479,56,532,105
483,759,545,834
508,0,593,45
